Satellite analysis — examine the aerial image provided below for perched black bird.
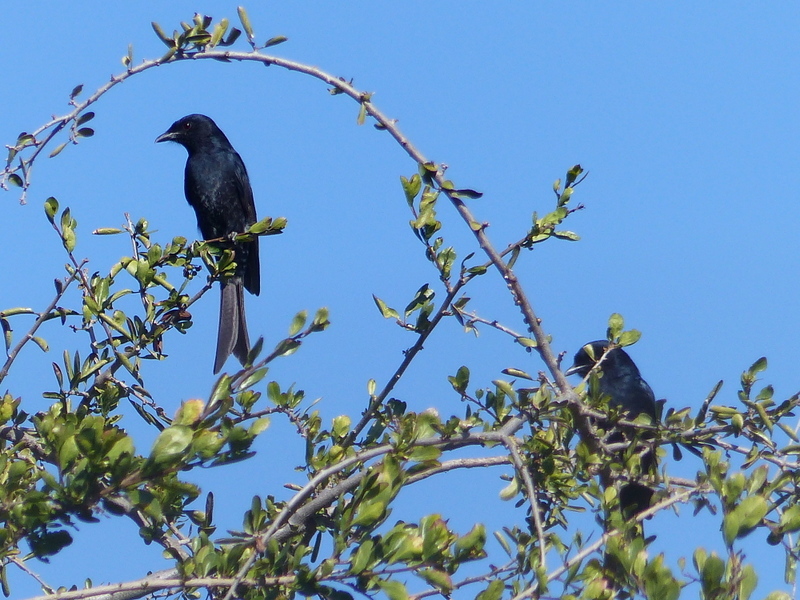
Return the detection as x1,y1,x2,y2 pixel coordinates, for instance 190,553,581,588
565,341,658,517
156,114,259,373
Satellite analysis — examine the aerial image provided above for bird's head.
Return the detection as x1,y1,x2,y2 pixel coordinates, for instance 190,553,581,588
155,114,229,153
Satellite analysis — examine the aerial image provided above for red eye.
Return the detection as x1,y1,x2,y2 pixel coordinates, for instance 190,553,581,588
183,121,192,130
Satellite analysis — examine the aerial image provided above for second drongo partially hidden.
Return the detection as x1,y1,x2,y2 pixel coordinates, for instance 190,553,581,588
156,114,259,373
565,341,658,517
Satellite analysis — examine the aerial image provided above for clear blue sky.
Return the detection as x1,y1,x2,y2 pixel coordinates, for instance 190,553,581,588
3,2,800,598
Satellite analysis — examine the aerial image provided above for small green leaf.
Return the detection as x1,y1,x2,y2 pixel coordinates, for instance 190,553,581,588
237,6,255,40
501,367,533,380
451,187,483,199
31,336,49,352
552,230,580,241
289,310,307,335
476,579,504,600
565,164,583,187
264,35,288,47
618,329,642,347
76,112,95,126
210,18,229,47
400,174,421,206
418,569,453,594
499,477,519,500
372,295,400,320
249,417,270,436
378,580,409,600
351,499,385,527
148,425,193,466
49,143,68,158
151,22,175,47
332,415,351,439
607,313,624,340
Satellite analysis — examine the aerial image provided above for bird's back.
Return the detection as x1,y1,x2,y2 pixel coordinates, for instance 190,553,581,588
185,146,260,296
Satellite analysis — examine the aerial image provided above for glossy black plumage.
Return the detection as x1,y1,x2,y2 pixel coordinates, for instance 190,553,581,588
156,114,259,373
566,341,657,516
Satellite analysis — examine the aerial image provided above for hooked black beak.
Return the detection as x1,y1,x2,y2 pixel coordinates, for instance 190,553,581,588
564,364,581,377
155,130,176,143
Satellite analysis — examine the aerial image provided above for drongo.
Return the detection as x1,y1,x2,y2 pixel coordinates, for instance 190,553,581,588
566,341,658,516
156,114,259,373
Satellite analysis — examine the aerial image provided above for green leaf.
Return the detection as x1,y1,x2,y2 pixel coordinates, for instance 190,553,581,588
209,18,229,47
378,580,409,600
418,569,452,594
779,505,800,533
407,445,441,462
76,111,95,126
448,365,470,394
147,425,193,467
237,6,255,40
450,187,483,199
722,495,768,545
618,329,642,347
565,164,584,187
249,417,270,436
351,499,386,527
44,197,59,223
238,367,268,392
501,367,533,380
516,337,537,348
552,230,580,241
499,477,519,500
274,338,301,357
49,142,68,158
264,35,288,47
31,336,49,352
311,306,330,331
332,415,351,439
404,284,434,316
350,538,375,574
151,21,175,47
607,312,624,340
400,174,421,206
453,523,486,560
174,400,205,427
289,310,307,335
476,579,504,600
372,295,399,320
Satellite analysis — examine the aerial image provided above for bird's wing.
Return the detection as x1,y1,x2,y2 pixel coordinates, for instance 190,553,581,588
232,153,260,296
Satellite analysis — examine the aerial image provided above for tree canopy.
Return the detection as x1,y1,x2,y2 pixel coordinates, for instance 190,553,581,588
1,9,798,600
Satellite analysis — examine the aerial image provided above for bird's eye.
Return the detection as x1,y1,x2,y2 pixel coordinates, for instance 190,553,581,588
183,122,192,130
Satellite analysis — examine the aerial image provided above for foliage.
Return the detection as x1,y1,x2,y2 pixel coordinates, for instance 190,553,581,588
1,8,799,600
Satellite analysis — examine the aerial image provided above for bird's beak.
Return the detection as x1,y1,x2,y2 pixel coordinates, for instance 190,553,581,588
155,131,175,143
564,364,580,377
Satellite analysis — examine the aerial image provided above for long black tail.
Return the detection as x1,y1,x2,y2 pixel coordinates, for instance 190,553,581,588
214,278,250,374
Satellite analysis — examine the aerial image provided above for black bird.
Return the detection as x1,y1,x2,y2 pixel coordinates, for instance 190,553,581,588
565,341,658,517
156,114,259,373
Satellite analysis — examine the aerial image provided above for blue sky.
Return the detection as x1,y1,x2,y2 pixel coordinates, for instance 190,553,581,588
3,2,800,598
